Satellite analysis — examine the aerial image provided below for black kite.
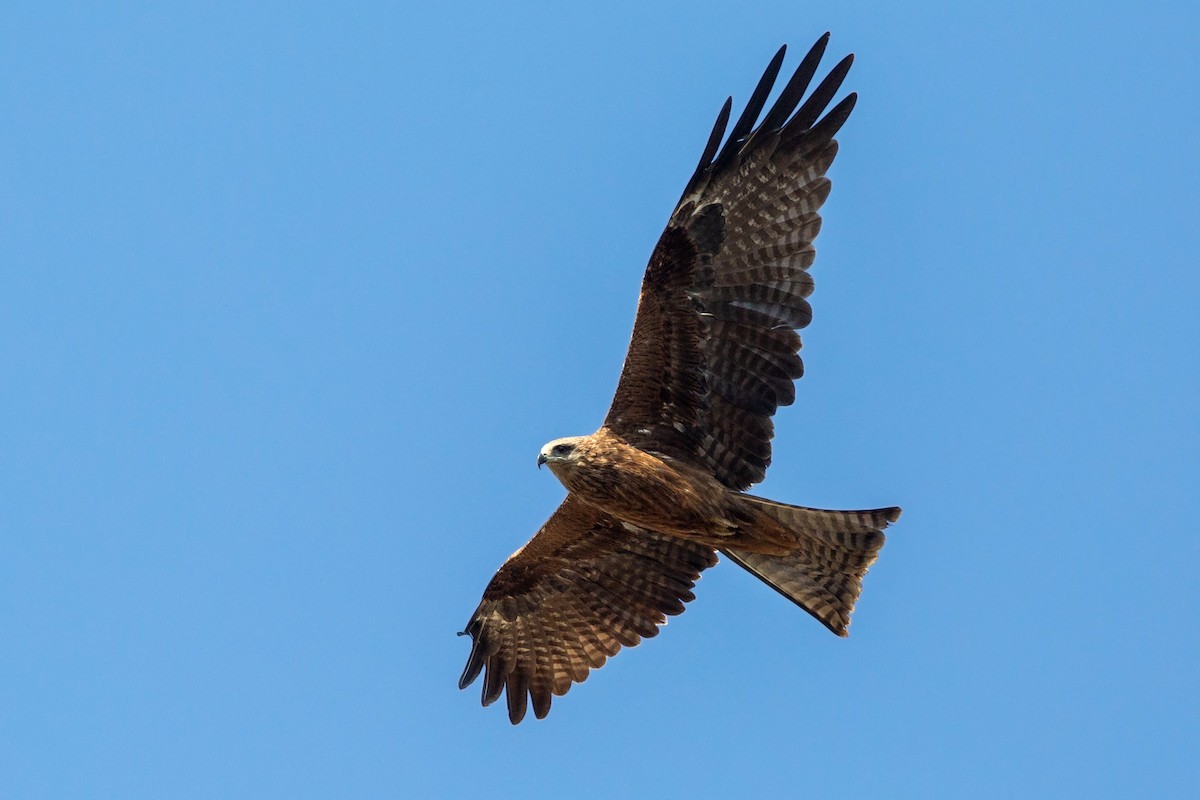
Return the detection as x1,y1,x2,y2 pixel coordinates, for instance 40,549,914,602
459,34,900,724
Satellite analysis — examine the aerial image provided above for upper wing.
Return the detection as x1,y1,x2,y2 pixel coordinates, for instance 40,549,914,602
603,34,856,490
458,494,717,724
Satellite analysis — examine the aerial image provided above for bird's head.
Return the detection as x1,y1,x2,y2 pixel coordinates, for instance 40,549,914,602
537,436,584,475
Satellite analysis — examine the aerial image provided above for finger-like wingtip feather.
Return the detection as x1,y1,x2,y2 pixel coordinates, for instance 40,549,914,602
458,635,487,690
711,44,788,171
531,685,553,720
756,33,831,135
794,92,857,152
481,656,507,707
783,53,854,139
506,671,529,724
678,96,733,205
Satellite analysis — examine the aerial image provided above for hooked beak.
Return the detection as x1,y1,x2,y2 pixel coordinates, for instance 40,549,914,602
537,453,547,469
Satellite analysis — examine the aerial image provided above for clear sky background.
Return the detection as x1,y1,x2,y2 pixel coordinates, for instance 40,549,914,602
2,2,1198,798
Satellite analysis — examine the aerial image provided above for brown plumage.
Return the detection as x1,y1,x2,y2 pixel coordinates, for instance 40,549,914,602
459,33,901,724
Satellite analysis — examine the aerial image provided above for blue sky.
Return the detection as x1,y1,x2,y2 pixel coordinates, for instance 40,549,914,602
2,1,1198,797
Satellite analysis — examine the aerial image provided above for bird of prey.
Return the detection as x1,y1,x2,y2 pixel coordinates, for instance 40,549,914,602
459,33,900,724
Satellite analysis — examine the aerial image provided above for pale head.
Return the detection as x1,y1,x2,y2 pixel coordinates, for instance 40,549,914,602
536,436,585,474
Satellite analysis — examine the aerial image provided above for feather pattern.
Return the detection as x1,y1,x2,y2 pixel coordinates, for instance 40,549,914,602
604,35,857,490
724,501,899,635
458,495,717,724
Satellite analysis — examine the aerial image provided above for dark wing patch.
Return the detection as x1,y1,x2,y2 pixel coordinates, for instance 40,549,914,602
458,495,717,724
603,34,857,490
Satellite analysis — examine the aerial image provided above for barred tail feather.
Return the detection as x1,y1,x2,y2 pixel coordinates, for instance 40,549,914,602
725,497,900,636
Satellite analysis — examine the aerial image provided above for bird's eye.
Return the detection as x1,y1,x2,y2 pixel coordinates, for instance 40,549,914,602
554,444,570,455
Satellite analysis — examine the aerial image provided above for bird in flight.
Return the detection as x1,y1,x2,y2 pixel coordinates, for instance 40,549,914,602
459,33,900,724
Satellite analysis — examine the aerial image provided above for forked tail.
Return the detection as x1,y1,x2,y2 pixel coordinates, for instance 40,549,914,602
723,496,901,636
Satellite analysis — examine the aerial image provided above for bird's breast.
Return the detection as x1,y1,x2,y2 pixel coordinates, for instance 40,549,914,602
563,441,734,538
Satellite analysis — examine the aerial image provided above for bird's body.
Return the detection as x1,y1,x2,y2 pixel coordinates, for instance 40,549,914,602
541,430,798,554
459,34,901,724
541,430,746,544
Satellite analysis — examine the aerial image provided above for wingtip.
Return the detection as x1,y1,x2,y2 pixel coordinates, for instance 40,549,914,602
811,32,832,58
533,704,552,720
506,676,529,724
458,650,485,690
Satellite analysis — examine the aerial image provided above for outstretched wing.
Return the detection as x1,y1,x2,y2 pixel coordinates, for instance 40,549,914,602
604,34,856,491
458,495,717,724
